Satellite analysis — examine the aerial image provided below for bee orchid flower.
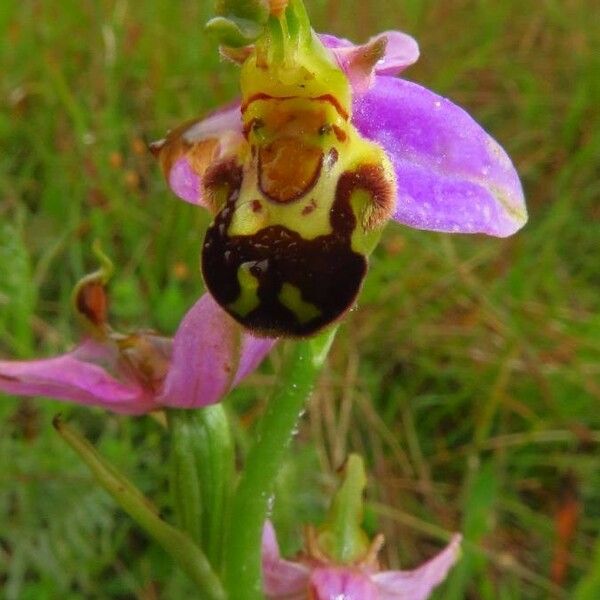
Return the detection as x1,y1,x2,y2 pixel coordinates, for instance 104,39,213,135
153,0,526,339
0,276,275,414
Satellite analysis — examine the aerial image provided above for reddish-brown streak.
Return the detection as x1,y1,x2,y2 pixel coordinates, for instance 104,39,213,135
241,93,349,121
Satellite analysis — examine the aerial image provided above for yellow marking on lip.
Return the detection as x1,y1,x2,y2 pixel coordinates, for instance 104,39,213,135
227,166,335,240
228,263,260,317
278,282,321,323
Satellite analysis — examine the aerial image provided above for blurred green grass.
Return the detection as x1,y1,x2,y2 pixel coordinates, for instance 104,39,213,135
1,0,599,597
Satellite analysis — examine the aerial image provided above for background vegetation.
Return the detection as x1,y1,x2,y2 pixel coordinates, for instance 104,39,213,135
1,0,599,597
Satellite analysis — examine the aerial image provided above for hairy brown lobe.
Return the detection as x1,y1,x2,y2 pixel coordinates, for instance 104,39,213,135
345,163,396,231
202,158,244,214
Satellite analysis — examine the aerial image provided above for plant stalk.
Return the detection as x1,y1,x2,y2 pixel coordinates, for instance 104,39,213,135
223,327,336,599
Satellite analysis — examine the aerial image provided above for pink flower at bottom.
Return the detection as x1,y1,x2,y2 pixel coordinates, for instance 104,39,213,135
262,521,461,600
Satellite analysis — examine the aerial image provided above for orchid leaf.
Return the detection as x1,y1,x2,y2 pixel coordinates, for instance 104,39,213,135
53,416,226,600
168,405,235,569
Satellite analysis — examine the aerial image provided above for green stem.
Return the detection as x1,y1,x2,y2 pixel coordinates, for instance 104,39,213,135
223,327,337,599
53,416,226,600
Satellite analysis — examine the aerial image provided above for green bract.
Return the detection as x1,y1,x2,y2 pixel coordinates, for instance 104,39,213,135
206,0,270,47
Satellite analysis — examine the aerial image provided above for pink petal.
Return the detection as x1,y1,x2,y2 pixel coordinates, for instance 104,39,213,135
233,333,278,388
0,340,152,414
352,76,527,237
183,102,241,139
372,534,462,600
320,31,419,93
309,567,379,600
372,31,421,77
159,293,275,409
156,103,243,208
262,521,310,599
169,157,202,205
